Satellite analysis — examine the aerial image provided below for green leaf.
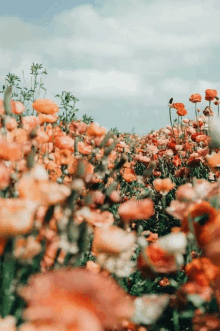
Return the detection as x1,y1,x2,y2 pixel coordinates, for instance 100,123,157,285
2,253,16,317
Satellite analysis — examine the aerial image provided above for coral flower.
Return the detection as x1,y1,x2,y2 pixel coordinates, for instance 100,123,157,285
0,198,39,237
16,164,71,205
38,114,58,124
22,116,40,132
0,141,23,161
92,225,136,255
207,152,220,169
0,163,11,190
54,135,75,151
176,108,188,116
153,178,175,195
118,198,154,222
171,103,185,111
87,122,107,137
138,243,178,274
185,257,219,287
205,89,218,101
189,94,202,103
18,268,135,330
32,99,59,115
122,168,137,183
11,100,26,115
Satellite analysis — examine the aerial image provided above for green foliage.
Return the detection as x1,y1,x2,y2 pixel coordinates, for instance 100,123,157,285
82,114,94,124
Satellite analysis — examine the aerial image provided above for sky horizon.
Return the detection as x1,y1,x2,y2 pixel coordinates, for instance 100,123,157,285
1,0,220,135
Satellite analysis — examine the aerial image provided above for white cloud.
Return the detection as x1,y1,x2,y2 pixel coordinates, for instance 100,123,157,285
57,69,141,97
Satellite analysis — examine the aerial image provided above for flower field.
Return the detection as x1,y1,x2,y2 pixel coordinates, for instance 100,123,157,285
1,64,220,330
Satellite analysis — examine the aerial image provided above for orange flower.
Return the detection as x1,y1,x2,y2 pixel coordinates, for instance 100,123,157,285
54,135,75,151
207,152,220,169
22,116,40,132
171,103,185,111
0,198,39,237
138,243,178,274
185,257,219,286
87,122,107,137
16,164,70,205
38,114,58,124
13,128,28,144
153,178,175,194
205,89,218,101
181,201,218,246
77,141,93,155
92,225,136,255
32,99,59,115
118,198,154,222
189,94,202,103
0,141,23,161
5,117,17,131
54,149,73,165
18,268,135,330
0,163,11,190
172,155,181,167
11,100,26,115
122,168,137,182
176,108,188,116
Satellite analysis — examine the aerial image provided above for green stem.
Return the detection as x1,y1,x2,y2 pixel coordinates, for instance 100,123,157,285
169,107,174,138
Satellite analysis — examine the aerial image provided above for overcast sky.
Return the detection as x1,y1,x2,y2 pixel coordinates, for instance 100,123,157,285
1,0,220,135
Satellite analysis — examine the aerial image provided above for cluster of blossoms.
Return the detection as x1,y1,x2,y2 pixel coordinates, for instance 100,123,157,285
1,87,220,331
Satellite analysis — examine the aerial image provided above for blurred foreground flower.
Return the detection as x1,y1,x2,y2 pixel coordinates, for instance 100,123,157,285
18,268,135,331
118,198,154,222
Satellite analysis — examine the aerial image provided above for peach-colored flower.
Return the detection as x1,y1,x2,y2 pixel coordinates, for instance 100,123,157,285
189,94,202,103
153,178,175,194
0,141,23,161
18,268,135,330
32,99,59,115
5,117,17,131
54,135,75,151
38,114,58,124
22,116,40,132
92,225,136,255
205,89,218,101
122,168,137,183
0,163,11,190
87,122,106,137
0,198,39,237
16,164,71,205
185,257,219,287
11,100,26,115
118,198,154,222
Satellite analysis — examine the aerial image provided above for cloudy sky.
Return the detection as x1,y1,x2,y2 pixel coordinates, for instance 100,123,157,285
1,0,220,135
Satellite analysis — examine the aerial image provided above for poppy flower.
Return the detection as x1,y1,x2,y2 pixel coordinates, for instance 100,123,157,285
177,108,188,116
11,100,26,115
122,168,137,183
32,99,59,115
54,135,75,151
16,164,71,205
185,257,219,287
205,89,218,101
118,198,154,222
87,122,106,137
189,94,202,103
18,268,135,330
92,225,136,255
153,178,175,195
0,198,39,237
0,141,23,161
38,114,58,124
